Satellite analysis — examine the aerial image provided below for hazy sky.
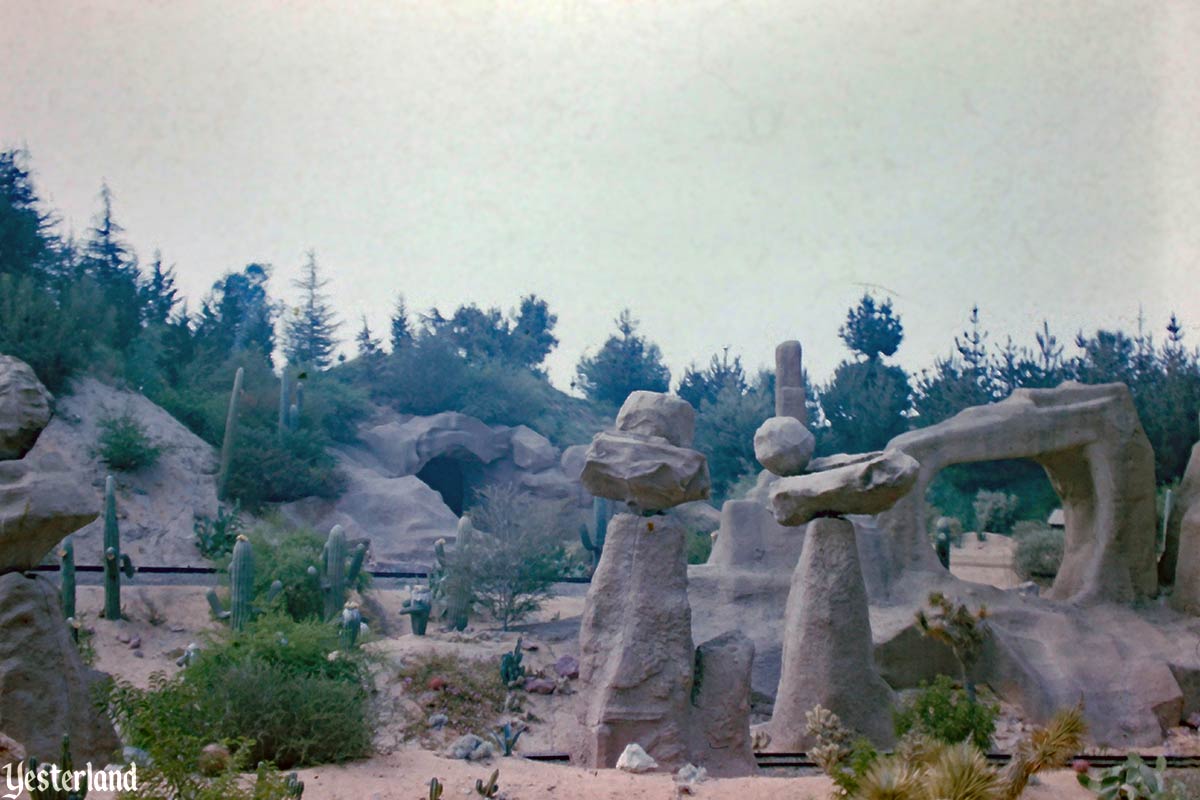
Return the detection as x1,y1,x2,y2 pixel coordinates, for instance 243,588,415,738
2,1,1198,391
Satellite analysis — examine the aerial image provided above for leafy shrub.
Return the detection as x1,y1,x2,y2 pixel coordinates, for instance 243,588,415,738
396,651,507,741
97,412,163,471
460,485,570,630
106,613,373,770
1013,521,1064,582
973,489,1020,534
893,675,999,751
686,529,714,564
223,427,346,510
194,501,244,560
1077,753,1189,799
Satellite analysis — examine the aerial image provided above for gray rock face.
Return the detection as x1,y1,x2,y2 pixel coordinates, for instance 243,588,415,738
359,412,509,476
770,449,919,526
689,631,758,777
510,425,558,471
767,517,895,749
1162,441,1200,588
0,459,98,574
707,498,803,572
615,391,696,447
754,417,815,477
576,514,694,769
1171,502,1200,614
581,432,710,513
0,572,120,764
0,355,52,460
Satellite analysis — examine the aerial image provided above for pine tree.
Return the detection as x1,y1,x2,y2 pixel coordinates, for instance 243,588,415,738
390,293,413,352
82,183,142,350
574,309,670,406
140,250,180,326
283,250,340,369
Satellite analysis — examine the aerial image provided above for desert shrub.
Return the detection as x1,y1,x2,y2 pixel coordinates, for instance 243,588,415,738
396,651,507,740
893,675,998,751
223,427,346,510
106,614,373,771
973,489,1020,534
1013,521,1064,582
297,368,372,444
461,485,570,630
97,411,163,471
194,501,244,560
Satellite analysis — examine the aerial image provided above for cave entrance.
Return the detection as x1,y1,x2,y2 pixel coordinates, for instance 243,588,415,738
923,458,1060,590
416,453,484,516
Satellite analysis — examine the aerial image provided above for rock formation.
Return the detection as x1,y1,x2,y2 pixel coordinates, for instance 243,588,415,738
753,416,814,477
769,449,918,525
0,459,98,573
0,572,120,764
615,391,696,447
0,355,52,460
1161,428,1200,589
774,340,807,423
689,631,758,777
879,382,1157,604
579,433,710,513
1170,502,1200,614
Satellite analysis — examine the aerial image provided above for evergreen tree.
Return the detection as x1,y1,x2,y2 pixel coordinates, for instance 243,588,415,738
574,310,670,407
283,251,341,369
0,149,57,283
355,314,384,381
838,293,904,359
509,294,559,369
677,347,748,409
195,263,277,361
140,250,180,326
81,183,142,349
390,293,413,352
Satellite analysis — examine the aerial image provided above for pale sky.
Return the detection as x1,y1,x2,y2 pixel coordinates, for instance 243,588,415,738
2,1,1198,391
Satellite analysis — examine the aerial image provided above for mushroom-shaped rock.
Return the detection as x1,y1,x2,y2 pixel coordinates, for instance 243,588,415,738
615,391,696,447
580,432,710,512
754,416,815,476
0,355,52,461
770,449,918,526
0,460,99,573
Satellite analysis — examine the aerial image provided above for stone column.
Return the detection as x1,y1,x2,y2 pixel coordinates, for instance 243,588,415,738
767,516,895,750
774,340,807,424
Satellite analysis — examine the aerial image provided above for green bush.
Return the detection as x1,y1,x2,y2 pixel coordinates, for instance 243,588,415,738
686,530,714,564
893,675,998,751
223,427,346,510
106,614,373,771
973,489,1020,534
1013,521,1064,582
194,502,244,560
97,411,163,471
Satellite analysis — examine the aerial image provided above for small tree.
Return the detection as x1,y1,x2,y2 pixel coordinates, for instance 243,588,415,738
574,309,670,407
461,484,568,631
389,293,413,352
283,251,340,370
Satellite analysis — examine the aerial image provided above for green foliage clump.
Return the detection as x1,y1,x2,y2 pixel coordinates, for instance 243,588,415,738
1013,521,1064,582
574,309,670,408
194,501,244,560
223,427,345,510
893,675,998,751
1077,753,1189,800
973,489,1020,534
686,529,714,565
106,613,373,772
396,651,508,741
693,377,773,501
97,411,163,472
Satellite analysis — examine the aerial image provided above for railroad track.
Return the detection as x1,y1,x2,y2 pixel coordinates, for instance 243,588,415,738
523,752,1200,770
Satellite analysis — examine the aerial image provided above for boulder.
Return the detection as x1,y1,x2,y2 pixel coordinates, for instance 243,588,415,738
575,514,694,769
688,631,758,777
0,732,24,767
0,572,120,764
560,444,589,482
580,432,710,513
766,517,895,749
668,500,722,537
769,449,918,526
616,743,658,774
510,425,558,471
0,459,97,573
615,391,695,447
753,416,815,477
0,355,52,460
706,498,803,572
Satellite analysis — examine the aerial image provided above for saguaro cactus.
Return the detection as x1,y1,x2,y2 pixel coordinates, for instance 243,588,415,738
431,518,474,631
580,497,609,572
207,535,281,630
399,585,432,636
278,370,290,439
59,537,77,639
103,476,135,620
217,366,244,501
317,525,366,621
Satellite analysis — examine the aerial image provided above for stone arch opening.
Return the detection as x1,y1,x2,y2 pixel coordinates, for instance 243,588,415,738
416,451,485,515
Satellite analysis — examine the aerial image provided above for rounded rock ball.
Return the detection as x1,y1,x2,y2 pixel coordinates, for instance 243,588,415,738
754,416,815,476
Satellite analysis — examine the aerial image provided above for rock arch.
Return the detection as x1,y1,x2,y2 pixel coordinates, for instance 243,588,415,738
878,382,1157,604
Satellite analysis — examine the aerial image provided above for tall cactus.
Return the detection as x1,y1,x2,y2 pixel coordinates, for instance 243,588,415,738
217,366,244,501
59,537,77,639
103,476,135,620
278,370,290,439
207,535,280,630
431,517,475,631
317,525,366,621
580,497,609,572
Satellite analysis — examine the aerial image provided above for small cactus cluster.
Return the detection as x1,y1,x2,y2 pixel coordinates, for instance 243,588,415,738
310,525,367,621
427,777,444,800
499,637,525,688
474,769,500,798
340,601,364,650
217,367,244,501
399,585,433,636
579,497,609,573
28,735,85,800
431,517,475,631
206,535,282,631
102,476,136,620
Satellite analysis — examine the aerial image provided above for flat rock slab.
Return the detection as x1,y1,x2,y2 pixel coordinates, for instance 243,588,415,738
581,432,710,512
770,449,918,526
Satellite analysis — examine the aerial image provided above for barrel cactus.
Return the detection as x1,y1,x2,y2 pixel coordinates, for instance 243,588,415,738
102,476,135,620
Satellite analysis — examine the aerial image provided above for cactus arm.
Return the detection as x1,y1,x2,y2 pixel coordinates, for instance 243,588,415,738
59,537,76,622
347,542,367,585
265,579,284,604
206,588,231,620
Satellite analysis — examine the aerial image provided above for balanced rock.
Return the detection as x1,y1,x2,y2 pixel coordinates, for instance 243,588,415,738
580,432,709,513
766,517,895,749
0,355,52,460
770,449,918,526
615,391,695,447
754,416,815,476
0,459,98,573
576,514,694,768
0,572,120,764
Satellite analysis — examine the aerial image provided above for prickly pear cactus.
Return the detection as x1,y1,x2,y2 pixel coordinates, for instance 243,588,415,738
102,476,135,620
